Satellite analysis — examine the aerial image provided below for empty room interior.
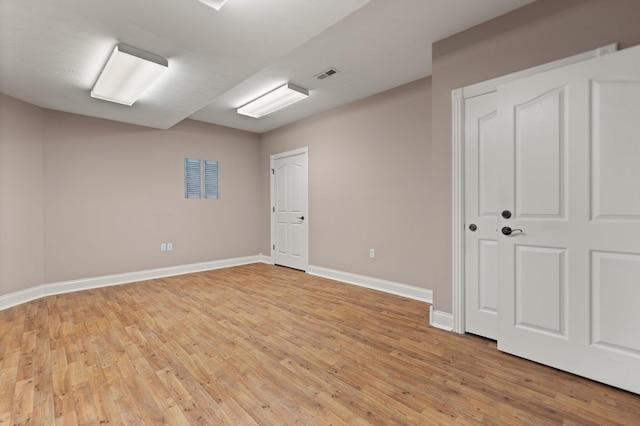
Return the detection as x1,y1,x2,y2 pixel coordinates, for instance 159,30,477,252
1,0,640,424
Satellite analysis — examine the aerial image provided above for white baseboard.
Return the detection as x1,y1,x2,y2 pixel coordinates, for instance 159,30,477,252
306,265,432,303
429,305,453,331
0,255,266,311
1,256,433,312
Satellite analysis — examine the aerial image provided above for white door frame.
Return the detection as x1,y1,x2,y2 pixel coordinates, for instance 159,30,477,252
450,44,617,334
270,147,309,269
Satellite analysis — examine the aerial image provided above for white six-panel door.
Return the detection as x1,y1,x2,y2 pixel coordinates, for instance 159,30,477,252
464,92,500,339
271,148,309,271
459,46,618,341
496,45,640,394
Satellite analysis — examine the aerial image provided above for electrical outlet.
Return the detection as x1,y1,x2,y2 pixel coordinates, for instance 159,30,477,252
161,243,167,252
369,249,375,258
167,243,173,251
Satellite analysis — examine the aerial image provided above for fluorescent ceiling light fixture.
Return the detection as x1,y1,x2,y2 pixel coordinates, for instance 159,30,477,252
237,83,309,118
198,0,228,10
91,44,168,106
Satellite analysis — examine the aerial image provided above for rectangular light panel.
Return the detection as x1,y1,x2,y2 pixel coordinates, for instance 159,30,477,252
237,83,309,118
91,44,168,106
198,0,228,11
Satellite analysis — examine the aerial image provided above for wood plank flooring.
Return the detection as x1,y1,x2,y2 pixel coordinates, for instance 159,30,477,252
1,263,638,425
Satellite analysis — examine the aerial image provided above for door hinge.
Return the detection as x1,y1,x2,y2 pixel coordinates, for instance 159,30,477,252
272,206,275,213
271,168,274,175
273,244,275,250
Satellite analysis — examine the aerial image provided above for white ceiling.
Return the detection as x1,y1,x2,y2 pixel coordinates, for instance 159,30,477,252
0,0,534,134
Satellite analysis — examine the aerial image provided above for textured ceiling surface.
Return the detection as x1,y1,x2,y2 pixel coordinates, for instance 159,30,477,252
0,0,534,133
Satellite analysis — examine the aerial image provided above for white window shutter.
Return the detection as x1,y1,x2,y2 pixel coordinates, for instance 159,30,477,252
204,160,219,199
185,158,202,199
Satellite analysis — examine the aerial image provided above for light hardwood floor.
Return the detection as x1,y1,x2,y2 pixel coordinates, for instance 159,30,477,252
1,263,638,425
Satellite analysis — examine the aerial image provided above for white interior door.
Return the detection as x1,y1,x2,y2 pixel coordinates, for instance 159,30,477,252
464,92,500,339
457,45,618,339
271,148,308,271
497,45,640,394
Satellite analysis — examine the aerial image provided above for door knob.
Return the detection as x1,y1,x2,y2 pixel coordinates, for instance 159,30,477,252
297,216,305,221
501,226,523,236
502,210,512,219
469,224,477,231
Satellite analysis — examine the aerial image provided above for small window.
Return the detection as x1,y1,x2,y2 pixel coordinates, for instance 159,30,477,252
185,158,202,199
204,160,219,199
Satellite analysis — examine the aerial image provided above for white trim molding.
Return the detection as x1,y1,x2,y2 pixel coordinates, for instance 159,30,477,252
1,257,430,312
0,255,267,311
307,265,432,303
429,306,454,332
460,43,617,99
451,86,466,335
451,44,617,335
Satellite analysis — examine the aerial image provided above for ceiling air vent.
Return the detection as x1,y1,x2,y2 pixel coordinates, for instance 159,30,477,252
314,67,340,80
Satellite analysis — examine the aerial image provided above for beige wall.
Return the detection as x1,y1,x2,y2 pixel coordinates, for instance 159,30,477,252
0,92,262,296
0,94,45,295
2,77,432,298
260,78,432,288
43,111,261,283
4,0,640,307
430,0,640,312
